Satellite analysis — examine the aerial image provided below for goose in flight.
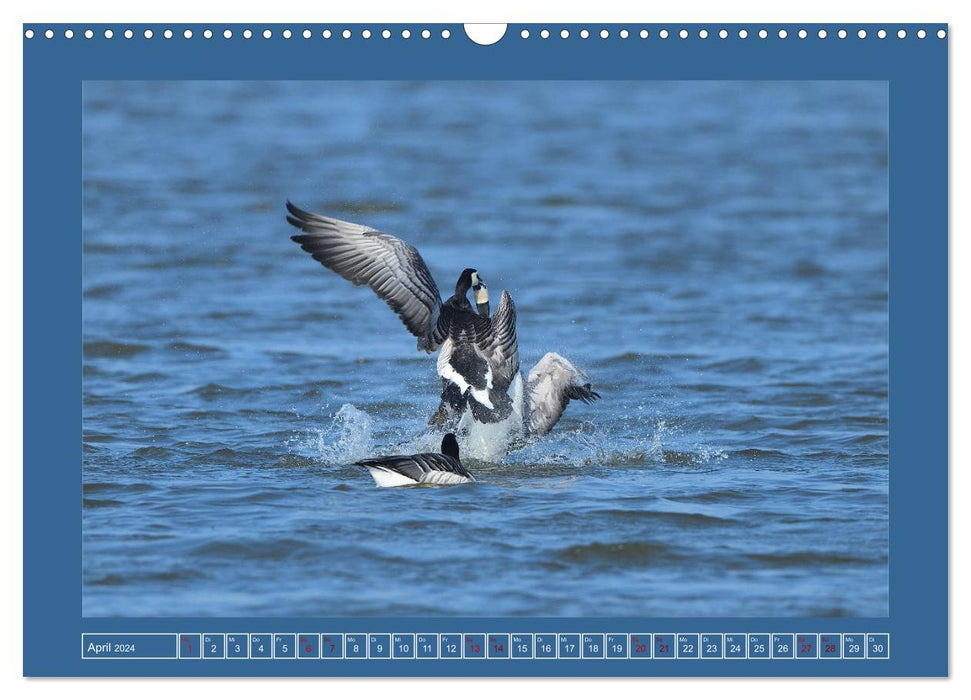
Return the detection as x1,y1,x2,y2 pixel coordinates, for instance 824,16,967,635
285,201,598,436
356,433,474,487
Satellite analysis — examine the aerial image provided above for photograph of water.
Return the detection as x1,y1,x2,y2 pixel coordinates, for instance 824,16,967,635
82,81,888,617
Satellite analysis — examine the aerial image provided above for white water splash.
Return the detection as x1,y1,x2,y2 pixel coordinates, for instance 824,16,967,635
647,418,671,460
390,414,525,463
694,443,729,463
456,372,527,461
503,415,726,468
459,413,526,461
295,391,725,471
302,403,376,465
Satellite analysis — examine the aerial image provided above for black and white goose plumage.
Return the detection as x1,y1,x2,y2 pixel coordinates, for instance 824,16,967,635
285,201,598,435
356,433,474,487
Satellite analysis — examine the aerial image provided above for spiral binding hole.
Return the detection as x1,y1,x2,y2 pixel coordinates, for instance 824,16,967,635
21,24,949,44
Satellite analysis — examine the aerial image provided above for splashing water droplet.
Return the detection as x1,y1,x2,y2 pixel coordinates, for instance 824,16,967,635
298,403,376,465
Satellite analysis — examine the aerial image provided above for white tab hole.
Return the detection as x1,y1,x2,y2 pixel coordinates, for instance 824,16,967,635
464,23,507,46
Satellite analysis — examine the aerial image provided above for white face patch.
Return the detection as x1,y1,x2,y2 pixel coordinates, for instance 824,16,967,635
474,285,489,305
470,271,479,286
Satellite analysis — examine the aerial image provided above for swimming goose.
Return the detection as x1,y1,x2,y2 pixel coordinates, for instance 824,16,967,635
285,201,598,435
356,433,474,487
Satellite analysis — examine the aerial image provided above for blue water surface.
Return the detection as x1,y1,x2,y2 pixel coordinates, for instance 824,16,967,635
82,81,888,617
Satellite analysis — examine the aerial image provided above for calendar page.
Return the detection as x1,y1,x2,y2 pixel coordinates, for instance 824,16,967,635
22,21,947,677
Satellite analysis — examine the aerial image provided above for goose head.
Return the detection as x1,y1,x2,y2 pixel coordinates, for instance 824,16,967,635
455,268,482,295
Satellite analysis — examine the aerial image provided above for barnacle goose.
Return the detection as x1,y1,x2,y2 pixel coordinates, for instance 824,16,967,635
356,433,474,487
446,281,600,437
285,201,598,436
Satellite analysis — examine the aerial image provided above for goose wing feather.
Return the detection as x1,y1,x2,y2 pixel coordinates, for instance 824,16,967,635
526,352,600,436
480,290,519,393
356,453,474,483
286,201,443,351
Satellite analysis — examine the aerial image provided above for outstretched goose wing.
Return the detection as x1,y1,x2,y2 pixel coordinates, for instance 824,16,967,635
526,352,600,436
481,290,519,393
286,201,443,352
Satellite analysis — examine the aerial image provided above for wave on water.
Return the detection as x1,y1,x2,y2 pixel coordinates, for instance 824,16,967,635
83,340,150,358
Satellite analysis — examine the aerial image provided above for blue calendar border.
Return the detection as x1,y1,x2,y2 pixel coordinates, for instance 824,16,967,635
23,23,947,677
